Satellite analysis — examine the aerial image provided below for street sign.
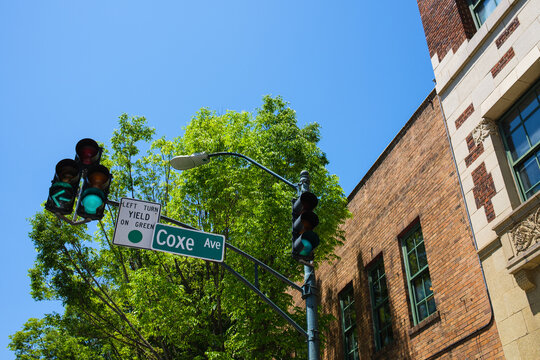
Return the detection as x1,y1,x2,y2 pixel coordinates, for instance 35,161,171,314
152,223,225,262
113,198,162,250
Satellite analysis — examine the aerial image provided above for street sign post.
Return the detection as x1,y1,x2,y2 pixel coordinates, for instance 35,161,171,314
113,198,162,250
152,223,225,262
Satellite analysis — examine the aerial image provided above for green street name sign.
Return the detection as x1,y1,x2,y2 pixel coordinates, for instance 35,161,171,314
151,223,225,262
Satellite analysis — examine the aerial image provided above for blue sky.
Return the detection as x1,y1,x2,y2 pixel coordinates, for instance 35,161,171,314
0,1,434,357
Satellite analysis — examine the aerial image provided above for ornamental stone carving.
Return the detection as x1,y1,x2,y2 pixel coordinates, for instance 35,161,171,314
472,118,498,146
510,207,540,253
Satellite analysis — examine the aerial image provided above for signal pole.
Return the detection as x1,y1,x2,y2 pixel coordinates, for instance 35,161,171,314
299,171,320,360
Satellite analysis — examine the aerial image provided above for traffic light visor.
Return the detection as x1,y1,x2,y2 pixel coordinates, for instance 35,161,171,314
87,165,111,189
293,191,318,216
293,211,320,233
55,159,80,184
76,138,101,166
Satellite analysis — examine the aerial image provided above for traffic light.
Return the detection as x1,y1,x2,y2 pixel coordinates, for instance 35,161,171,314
72,138,111,220
76,165,112,220
292,191,320,261
45,159,81,215
45,138,112,221
75,138,102,167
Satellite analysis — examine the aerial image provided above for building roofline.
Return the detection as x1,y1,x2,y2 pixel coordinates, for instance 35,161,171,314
347,88,437,202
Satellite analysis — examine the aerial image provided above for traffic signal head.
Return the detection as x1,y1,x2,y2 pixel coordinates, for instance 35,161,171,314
45,159,81,215
76,165,112,220
292,191,319,261
75,138,102,167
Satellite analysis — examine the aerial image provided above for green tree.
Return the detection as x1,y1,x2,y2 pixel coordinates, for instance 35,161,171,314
10,96,349,359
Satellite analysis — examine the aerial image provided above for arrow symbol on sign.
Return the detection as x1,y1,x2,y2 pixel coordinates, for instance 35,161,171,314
51,189,70,207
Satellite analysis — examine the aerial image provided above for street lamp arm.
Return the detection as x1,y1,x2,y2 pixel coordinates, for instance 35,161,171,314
209,152,298,191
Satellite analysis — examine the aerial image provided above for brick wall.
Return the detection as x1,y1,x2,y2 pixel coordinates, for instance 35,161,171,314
311,91,504,359
416,0,476,62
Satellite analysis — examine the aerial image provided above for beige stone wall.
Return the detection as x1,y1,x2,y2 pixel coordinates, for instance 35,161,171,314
430,0,540,358
481,243,540,359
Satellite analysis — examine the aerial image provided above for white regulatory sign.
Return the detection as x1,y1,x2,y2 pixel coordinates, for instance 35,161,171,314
112,198,162,250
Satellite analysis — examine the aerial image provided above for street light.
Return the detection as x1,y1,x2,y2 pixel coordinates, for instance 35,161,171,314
170,151,320,360
171,152,298,191
170,152,210,170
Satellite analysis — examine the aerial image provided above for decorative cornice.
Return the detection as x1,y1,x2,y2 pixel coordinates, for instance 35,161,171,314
472,118,498,146
510,207,540,254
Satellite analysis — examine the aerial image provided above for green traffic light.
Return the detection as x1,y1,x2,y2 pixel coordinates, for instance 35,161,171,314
82,194,103,214
299,240,313,256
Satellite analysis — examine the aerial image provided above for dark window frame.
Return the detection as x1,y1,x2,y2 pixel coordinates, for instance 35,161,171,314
338,284,359,360
400,223,437,325
367,256,393,351
467,0,501,29
499,80,540,201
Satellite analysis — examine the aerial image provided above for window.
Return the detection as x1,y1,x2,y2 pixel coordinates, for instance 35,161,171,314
368,257,393,351
468,0,500,28
339,285,359,360
401,224,436,325
500,81,540,201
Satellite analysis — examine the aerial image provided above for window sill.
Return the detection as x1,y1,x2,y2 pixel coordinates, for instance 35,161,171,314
408,311,440,338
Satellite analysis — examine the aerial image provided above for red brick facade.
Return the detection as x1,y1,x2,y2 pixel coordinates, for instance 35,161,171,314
465,133,484,167
313,92,503,359
455,103,474,130
496,17,520,49
416,0,476,62
491,47,515,78
471,162,497,223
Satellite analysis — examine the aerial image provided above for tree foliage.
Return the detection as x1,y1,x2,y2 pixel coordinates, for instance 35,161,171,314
10,96,349,359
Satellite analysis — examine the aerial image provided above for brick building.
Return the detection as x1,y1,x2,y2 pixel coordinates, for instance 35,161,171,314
416,0,540,358
316,92,503,359
312,1,539,358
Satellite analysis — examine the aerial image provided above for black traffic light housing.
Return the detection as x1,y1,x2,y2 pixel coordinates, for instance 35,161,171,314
45,159,81,215
292,191,320,261
45,138,112,221
76,165,112,220
75,138,102,167
74,139,111,220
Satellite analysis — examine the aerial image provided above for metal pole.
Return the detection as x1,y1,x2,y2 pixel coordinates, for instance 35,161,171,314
220,262,308,338
209,152,298,191
299,170,320,360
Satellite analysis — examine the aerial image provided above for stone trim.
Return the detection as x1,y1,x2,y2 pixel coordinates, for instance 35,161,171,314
491,47,515,78
495,17,519,49
493,192,540,235
492,192,540,291
477,237,502,261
